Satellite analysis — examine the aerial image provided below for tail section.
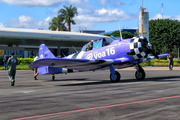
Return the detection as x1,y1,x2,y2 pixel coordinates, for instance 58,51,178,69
39,44,55,59
38,44,56,75
35,44,77,76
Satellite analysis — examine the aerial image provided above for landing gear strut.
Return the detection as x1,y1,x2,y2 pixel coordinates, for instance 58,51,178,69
109,65,121,82
135,64,146,80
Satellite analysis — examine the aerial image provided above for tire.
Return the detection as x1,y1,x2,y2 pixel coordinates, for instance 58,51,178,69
135,69,146,80
110,71,121,82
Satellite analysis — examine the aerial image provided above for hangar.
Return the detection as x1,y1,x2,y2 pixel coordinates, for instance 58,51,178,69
0,27,110,58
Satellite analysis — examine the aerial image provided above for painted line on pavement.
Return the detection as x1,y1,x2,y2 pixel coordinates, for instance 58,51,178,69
12,95,180,120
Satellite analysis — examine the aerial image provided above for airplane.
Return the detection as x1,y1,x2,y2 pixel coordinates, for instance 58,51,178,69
29,35,169,82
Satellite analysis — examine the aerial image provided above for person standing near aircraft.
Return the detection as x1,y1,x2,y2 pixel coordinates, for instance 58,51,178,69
167,50,174,70
34,53,39,80
7,53,18,86
85,40,93,51
3,55,8,70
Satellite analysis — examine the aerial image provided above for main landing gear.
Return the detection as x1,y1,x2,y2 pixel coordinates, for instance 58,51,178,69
109,64,145,82
135,64,146,80
109,65,121,82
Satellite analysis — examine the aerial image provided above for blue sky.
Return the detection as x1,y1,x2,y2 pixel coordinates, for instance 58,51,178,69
0,0,179,32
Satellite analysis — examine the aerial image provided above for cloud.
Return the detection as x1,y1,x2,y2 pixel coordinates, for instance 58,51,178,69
46,7,137,32
71,8,137,32
150,14,170,20
0,23,5,27
47,8,59,15
0,0,89,7
150,13,180,21
170,15,180,21
97,0,125,7
4,15,51,30
71,22,95,32
75,8,136,22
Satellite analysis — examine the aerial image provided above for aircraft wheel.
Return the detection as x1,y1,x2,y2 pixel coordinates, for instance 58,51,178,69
110,71,121,82
135,70,145,80
52,75,55,81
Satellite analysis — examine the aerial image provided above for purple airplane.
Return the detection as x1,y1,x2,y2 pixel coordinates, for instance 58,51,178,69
29,35,169,82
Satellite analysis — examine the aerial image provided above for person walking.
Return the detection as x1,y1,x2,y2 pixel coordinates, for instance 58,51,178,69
167,50,174,70
7,53,18,86
34,53,39,80
3,55,8,70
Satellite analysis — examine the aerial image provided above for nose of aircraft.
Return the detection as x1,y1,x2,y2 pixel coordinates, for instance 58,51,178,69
127,36,159,60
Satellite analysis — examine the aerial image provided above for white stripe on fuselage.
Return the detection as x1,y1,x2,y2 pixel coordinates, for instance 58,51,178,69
66,54,75,58
66,51,85,59
76,51,85,59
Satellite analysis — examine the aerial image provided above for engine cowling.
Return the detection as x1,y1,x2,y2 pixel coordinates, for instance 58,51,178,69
127,36,159,60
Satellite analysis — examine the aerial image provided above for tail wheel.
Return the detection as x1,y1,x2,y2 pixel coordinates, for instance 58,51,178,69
110,71,121,82
135,70,146,80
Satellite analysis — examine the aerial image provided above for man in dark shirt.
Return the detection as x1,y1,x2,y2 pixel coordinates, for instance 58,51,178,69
7,53,18,86
167,50,174,70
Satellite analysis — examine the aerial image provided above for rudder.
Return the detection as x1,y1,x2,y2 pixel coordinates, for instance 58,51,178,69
39,44,55,59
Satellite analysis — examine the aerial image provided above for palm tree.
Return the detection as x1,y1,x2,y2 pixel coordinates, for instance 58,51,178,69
49,16,67,31
58,5,78,31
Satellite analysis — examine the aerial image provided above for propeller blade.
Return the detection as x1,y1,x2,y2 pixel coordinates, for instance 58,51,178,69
149,49,159,59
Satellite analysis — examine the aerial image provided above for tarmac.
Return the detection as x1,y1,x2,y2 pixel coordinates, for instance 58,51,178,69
0,66,179,72
121,66,180,70
0,67,180,120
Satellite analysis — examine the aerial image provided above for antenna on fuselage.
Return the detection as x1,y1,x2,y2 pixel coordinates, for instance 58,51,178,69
118,23,123,40
72,45,78,53
62,52,66,57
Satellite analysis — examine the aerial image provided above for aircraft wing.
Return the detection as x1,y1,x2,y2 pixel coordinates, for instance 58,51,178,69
29,58,114,71
141,54,169,63
29,57,130,71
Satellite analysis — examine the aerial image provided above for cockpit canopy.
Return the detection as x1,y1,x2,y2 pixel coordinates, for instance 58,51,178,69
81,38,108,51
81,35,119,51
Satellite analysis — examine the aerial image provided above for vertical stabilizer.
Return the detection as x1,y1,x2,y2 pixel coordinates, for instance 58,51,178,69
39,44,55,59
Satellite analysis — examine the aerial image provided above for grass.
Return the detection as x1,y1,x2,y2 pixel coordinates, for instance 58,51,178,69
0,64,31,70
140,62,180,67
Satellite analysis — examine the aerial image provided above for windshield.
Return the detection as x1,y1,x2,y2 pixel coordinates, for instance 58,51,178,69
93,39,103,49
110,35,118,43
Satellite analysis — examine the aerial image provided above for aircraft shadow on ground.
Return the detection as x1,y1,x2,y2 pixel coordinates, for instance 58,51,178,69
120,76,180,83
144,76,180,82
53,76,180,86
15,85,44,87
44,78,89,82
57,80,112,86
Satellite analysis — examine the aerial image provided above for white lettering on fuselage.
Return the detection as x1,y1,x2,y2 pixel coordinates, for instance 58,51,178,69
86,47,115,59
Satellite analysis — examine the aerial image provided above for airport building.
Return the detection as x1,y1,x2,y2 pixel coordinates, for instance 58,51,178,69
0,27,110,58
80,30,105,34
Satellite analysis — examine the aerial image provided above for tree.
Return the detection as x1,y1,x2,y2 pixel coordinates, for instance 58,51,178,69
103,30,135,39
149,19,180,54
58,5,78,31
49,16,67,31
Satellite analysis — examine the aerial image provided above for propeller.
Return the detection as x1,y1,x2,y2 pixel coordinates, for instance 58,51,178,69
145,41,160,60
127,36,160,60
